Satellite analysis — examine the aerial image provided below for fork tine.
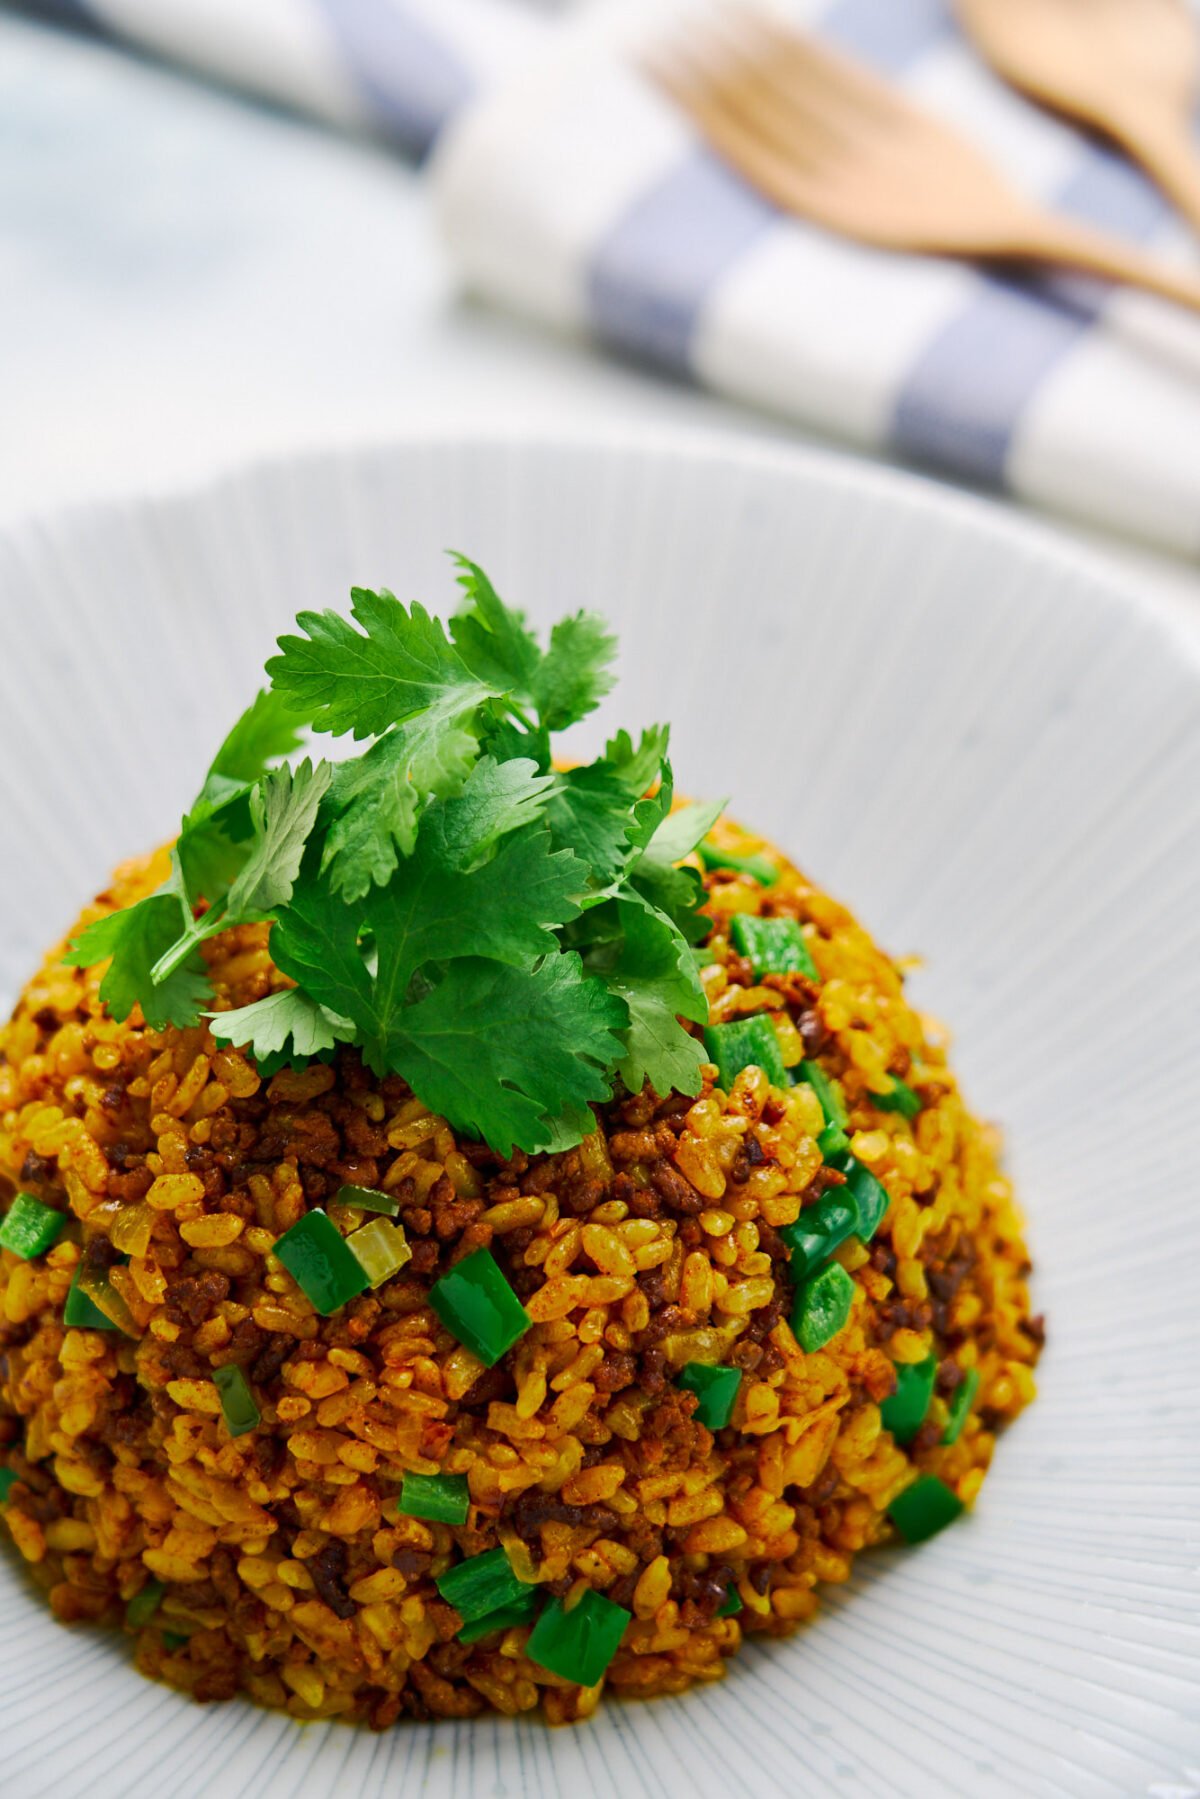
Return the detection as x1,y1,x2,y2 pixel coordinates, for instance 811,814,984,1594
664,13,852,142
642,38,735,118
710,4,918,134
681,16,871,169
645,35,835,182
644,43,833,209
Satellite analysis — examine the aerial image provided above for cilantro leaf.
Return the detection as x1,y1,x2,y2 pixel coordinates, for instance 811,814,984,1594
528,1102,600,1155
530,612,617,731
585,900,706,1099
366,826,585,1008
481,712,552,774
267,881,377,1051
273,890,625,1153
425,756,556,871
210,688,307,782
275,817,587,1072
389,955,627,1158
146,762,332,988
627,761,675,856
604,724,670,796
617,788,724,947
640,795,727,868
545,765,634,885
223,760,332,920
450,556,542,696
268,589,495,741
177,774,256,902
318,704,516,901
208,987,354,1063
451,555,616,732
539,733,683,912
65,894,212,1030
176,691,308,902
318,736,415,903
625,856,709,945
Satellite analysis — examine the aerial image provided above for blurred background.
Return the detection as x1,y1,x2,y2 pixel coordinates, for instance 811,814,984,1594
4,0,1200,635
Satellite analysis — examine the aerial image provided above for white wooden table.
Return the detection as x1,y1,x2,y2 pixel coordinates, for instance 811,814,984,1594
3,10,1199,642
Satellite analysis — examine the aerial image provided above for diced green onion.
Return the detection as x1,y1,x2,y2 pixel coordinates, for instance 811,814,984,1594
942,1367,981,1445
778,1191,858,1280
888,1475,964,1544
716,1587,743,1618
0,1468,17,1504
429,1247,530,1368
729,914,819,983
797,1059,847,1129
456,1589,541,1645
792,1261,855,1353
841,1159,891,1241
212,1364,260,1438
526,1587,630,1688
703,1016,789,1092
162,1630,190,1652
436,1546,531,1624
699,840,779,887
274,1208,369,1316
397,1471,471,1526
336,1183,400,1216
125,1580,166,1630
870,1077,921,1120
817,1122,850,1163
346,1216,411,1289
0,1192,66,1261
881,1355,937,1445
63,1264,119,1330
676,1362,742,1430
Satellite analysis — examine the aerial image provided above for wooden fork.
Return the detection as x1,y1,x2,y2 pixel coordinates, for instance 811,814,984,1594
957,0,1200,239
645,8,1200,313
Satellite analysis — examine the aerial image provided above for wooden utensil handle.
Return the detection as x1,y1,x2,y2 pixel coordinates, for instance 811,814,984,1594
1002,214,1200,314
1119,113,1200,243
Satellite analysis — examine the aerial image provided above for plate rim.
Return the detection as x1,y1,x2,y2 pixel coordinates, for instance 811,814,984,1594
3,420,1198,682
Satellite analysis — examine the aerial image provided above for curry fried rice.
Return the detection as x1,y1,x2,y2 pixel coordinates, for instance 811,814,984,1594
0,822,1041,1727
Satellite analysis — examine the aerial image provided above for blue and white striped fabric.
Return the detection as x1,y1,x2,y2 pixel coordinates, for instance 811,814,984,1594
15,0,1200,554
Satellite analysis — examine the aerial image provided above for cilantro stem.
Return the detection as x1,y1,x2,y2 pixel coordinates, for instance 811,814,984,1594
149,914,223,985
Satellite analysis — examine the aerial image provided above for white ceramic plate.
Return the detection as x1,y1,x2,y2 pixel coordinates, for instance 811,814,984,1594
1,434,1197,1799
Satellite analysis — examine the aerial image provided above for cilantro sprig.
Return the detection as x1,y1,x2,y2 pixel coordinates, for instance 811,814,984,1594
66,558,723,1155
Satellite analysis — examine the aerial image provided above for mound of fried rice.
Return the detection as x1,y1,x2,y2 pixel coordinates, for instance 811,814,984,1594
0,823,1040,1726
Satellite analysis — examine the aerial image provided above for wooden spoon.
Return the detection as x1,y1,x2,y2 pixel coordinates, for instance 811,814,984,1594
956,0,1200,237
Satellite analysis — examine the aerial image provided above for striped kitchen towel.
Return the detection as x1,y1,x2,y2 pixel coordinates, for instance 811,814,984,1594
14,0,1200,555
